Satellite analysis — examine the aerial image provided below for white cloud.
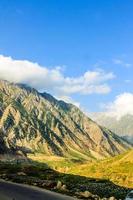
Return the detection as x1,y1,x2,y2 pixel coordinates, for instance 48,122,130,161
57,69,114,95
113,59,132,68
57,95,80,108
125,79,132,83
104,93,133,119
0,55,114,97
0,55,63,91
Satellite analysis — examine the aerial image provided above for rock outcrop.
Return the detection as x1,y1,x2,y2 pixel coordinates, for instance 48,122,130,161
0,80,131,159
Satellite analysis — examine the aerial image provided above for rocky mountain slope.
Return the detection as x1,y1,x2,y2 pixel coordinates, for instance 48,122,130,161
0,80,131,159
90,113,133,144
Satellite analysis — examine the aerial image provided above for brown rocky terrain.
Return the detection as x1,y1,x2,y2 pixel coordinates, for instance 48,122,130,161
0,80,131,159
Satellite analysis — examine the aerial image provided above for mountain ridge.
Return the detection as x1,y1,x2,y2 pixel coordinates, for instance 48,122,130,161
0,80,131,159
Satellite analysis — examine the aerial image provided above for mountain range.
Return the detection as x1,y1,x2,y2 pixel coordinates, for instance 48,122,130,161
90,113,133,144
0,80,131,159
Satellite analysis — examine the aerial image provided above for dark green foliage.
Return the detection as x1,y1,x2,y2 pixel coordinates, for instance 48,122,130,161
0,161,131,200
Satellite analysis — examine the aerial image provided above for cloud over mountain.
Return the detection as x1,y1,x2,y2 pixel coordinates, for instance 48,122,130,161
0,55,114,99
104,93,133,119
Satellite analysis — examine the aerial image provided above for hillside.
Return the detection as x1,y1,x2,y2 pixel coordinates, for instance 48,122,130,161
68,149,133,188
90,113,133,144
0,80,131,159
29,150,133,188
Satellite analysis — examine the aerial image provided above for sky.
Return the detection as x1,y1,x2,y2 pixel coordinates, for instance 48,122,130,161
0,0,133,116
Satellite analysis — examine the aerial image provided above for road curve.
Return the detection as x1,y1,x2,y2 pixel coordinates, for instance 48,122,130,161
0,179,77,200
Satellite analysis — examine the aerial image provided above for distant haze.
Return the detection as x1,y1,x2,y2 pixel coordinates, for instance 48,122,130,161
90,112,133,143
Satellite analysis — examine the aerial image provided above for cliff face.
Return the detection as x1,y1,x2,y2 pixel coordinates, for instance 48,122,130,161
0,80,131,159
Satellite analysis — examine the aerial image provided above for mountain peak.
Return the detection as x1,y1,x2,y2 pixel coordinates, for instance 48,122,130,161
0,79,131,159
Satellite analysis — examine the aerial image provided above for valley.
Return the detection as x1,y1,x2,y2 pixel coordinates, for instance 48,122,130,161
0,150,132,200
0,80,132,200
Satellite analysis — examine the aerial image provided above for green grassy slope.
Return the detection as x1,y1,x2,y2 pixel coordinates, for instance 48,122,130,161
68,150,133,188
29,149,133,188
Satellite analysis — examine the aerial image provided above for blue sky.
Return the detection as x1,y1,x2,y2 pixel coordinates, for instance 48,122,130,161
0,0,133,112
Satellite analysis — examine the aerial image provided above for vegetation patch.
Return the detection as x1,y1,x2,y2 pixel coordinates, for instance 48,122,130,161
0,154,132,200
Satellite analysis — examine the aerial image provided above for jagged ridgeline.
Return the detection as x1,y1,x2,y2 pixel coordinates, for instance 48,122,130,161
0,80,131,159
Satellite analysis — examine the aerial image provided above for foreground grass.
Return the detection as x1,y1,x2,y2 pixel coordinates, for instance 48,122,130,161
0,150,132,199
29,150,133,188
69,151,133,189
0,161,131,200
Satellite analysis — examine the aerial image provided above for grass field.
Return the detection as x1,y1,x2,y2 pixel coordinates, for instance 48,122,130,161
0,150,132,200
0,160,131,200
29,149,133,188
